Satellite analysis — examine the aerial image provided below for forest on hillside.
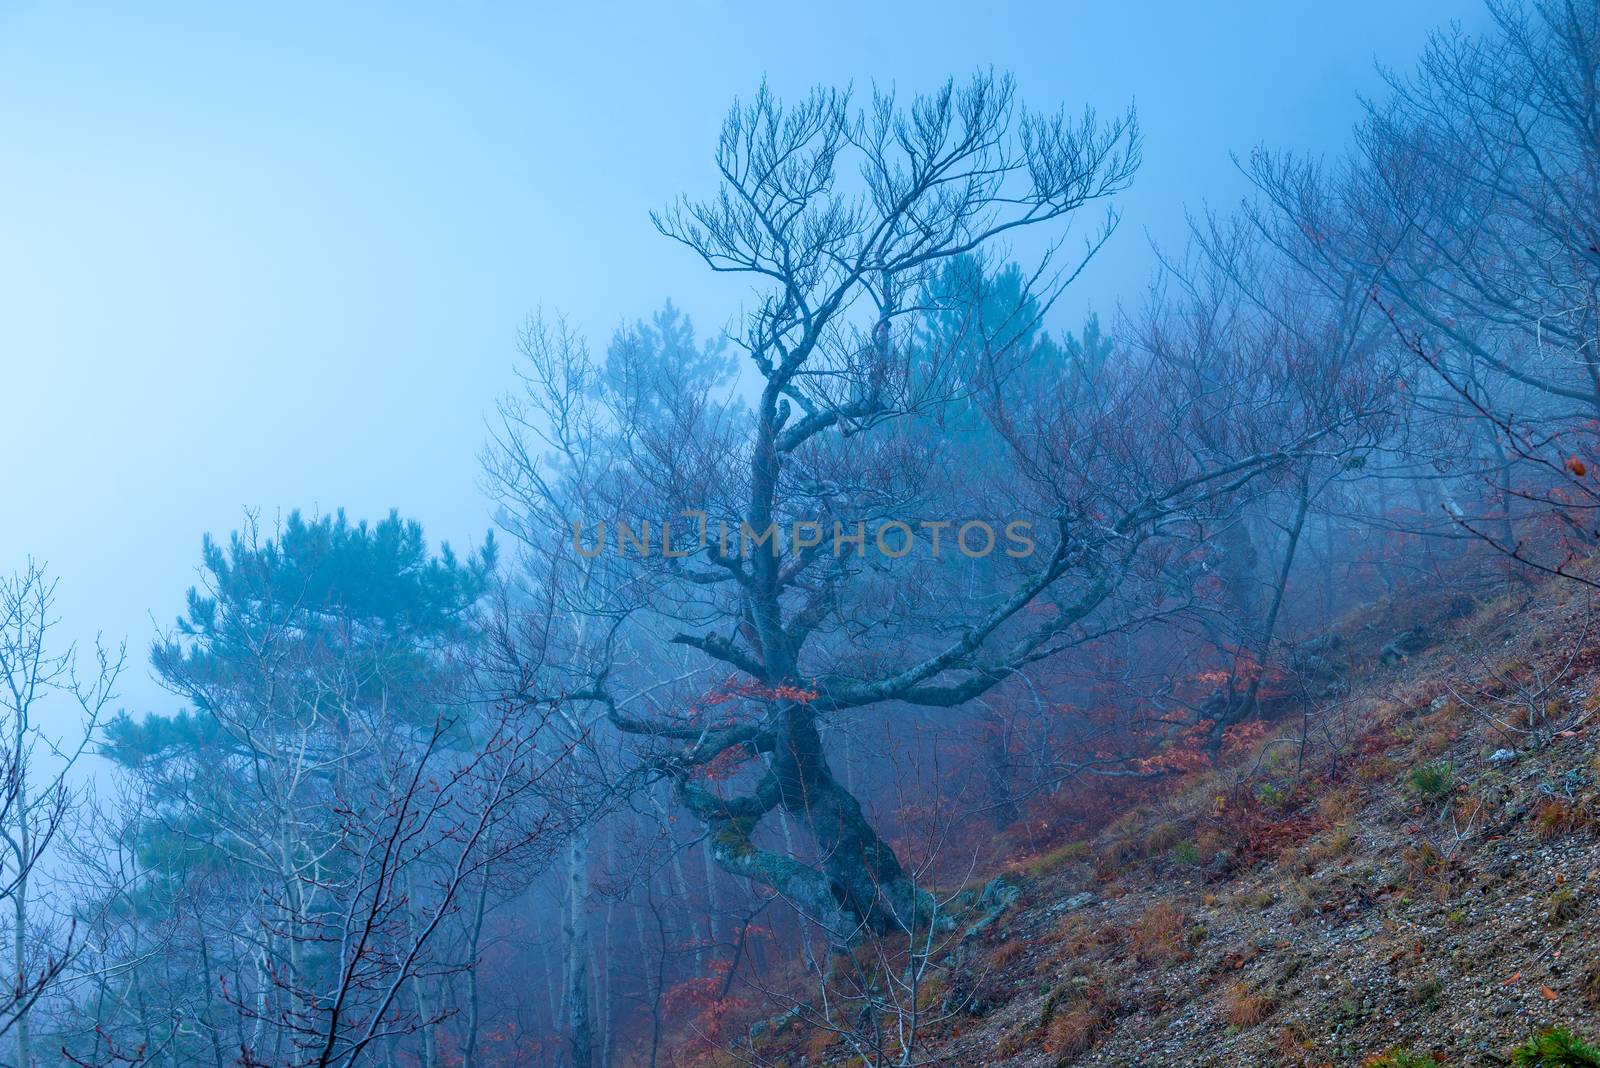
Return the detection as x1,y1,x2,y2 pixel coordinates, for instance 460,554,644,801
5,1,1600,1065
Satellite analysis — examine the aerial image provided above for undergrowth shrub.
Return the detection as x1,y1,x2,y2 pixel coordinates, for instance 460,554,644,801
1044,1000,1109,1062
1407,760,1454,801
1363,1049,1438,1068
1511,1026,1600,1067
1307,822,1354,864
1357,755,1401,783
1584,963,1600,1008
993,1026,1026,1059
1318,785,1364,823
1402,840,1457,901
1547,886,1579,925
1207,787,1324,862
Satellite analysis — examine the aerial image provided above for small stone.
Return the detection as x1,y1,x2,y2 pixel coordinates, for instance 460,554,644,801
1489,748,1516,765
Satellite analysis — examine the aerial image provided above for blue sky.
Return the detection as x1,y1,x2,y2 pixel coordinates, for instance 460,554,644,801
1,0,1482,715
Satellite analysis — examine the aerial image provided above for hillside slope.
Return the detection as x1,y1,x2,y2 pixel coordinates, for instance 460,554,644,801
738,574,1600,1067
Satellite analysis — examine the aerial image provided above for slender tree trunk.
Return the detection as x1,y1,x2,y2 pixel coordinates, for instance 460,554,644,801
399,867,439,1068
461,873,490,1068
700,835,723,957
1249,478,1311,704
595,896,612,1067
1484,424,1518,564
1210,476,1312,756
13,776,28,1068
1219,506,1264,625
135,961,155,1067
1321,509,1336,629
981,708,1019,827
415,981,439,1068
279,816,309,1051
597,953,612,1067
778,809,796,859
563,829,595,1068
644,891,669,1068
663,842,699,969
629,898,658,1068
540,938,561,1039
840,729,857,795
251,949,268,1060
195,923,227,1068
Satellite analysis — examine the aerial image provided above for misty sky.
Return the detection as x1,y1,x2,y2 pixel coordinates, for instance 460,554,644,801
1,1,1484,717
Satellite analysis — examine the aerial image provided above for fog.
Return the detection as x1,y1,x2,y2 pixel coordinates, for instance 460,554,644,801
23,3,1600,1068
3,0,1473,716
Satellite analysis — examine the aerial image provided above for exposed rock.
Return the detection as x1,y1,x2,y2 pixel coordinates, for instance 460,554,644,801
961,876,1022,939
1380,626,1430,664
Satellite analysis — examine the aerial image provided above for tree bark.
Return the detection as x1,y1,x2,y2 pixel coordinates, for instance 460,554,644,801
687,705,930,943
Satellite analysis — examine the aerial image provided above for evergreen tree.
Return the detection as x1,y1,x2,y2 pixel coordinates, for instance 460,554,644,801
913,254,1109,436
86,510,495,1065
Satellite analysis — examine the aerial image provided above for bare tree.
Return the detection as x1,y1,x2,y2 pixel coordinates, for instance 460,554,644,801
1144,213,1397,750
0,562,124,1067
487,73,1383,971
487,306,733,1067
1249,0,1600,583
231,700,568,1068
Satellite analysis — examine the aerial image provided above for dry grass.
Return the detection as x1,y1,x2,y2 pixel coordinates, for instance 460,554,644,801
993,1026,1026,1060
1533,797,1590,840
1044,1001,1109,1059
1223,980,1276,1029
802,1028,836,1059
1583,964,1600,1009
1454,792,1489,829
988,938,1026,970
1131,901,1188,962
1194,828,1227,862
1092,807,1185,878
1317,785,1365,824
1356,755,1401,783
1026,840,1089,878
1401,841,1457,901
1306,821,1354,865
